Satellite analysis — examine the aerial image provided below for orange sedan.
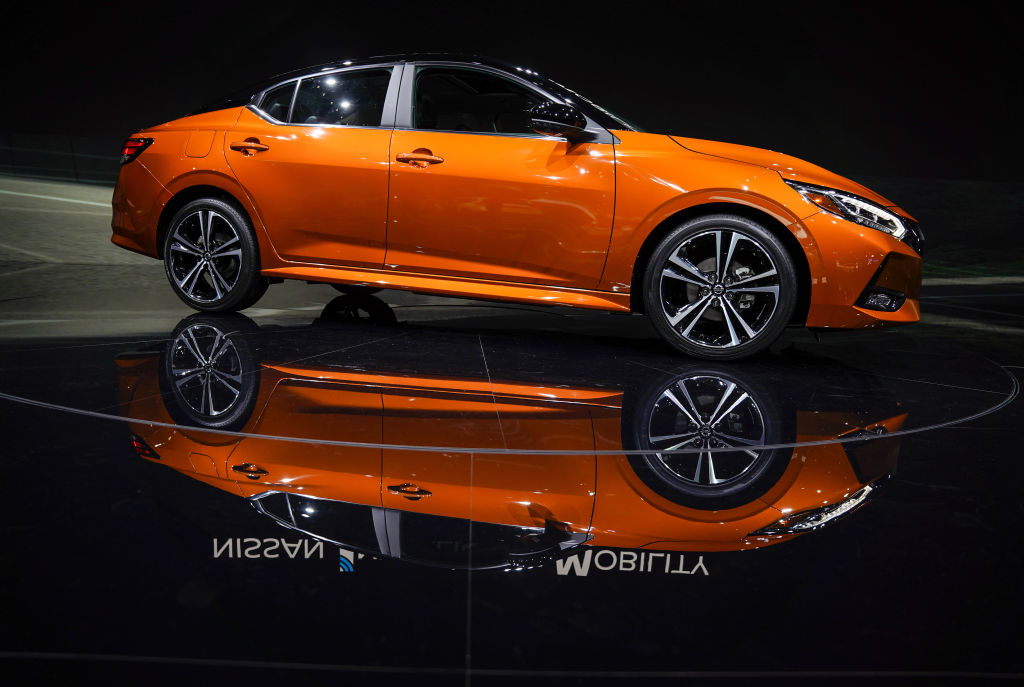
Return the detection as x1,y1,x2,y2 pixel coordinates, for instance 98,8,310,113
111,55,923,359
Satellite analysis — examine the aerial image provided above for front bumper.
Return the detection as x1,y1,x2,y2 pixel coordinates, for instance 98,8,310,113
801,211,923,329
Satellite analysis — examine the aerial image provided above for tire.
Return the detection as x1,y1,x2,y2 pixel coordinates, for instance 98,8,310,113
643,214,797,360
622,367,794,510
159,313,260,432
163,198,268,312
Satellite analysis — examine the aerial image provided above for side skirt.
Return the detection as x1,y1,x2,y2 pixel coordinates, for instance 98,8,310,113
261,265,632,312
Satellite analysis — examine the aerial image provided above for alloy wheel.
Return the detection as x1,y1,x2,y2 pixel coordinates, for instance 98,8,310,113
658,229,782,350
167,209,243,304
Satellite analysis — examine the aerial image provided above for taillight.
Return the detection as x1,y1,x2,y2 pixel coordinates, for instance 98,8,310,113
120,138,153,164
130,433,160,459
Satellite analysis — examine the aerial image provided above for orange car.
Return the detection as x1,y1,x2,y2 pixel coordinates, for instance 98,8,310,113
116,312,905,568
110,55,923,359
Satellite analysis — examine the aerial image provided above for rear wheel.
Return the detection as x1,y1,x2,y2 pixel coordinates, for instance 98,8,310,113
643,214,797,360
163,198,267,312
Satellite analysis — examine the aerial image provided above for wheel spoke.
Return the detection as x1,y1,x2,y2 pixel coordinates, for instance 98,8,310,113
211,235,239,255
716,431,765,447
199,210,213,248
662,266,707,287
680,298,714,337
171,228,203,254
207,264,225,300
209,261,236,292
707,452,720,484
203,376,214,415
211,371,240,396
212,249,242,261
716,436,762,459
675,380,704,424
667,254,712,285
732,285,780,296
711,391,751,426
667,294,711,327
717,231,740,280
724,299,758,339
182,329,208,364
661,388,699,424
731,268,777,286
183,264,205,298
650,432,697,444
654,437,698,452
174,372,202,389
209,337,233,365
720,302,741,346
170,242,202,258
708,382,737,425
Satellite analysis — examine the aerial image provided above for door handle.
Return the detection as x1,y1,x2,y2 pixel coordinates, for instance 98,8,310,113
387,483,433,500
229,139,270,155
396,149,444,168
231,463,269,480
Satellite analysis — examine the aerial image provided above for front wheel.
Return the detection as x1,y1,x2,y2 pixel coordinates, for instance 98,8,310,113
643,214,797,360
163,198,268,312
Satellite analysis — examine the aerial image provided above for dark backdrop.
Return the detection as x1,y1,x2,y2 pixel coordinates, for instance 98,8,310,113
2,0,1019,182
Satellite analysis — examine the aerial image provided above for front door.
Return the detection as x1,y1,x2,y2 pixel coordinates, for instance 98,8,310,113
385,66,615,289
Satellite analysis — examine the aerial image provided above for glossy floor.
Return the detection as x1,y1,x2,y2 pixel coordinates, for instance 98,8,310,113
1,260,1022,684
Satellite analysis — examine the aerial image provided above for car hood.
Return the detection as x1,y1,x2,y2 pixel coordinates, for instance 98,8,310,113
669,136,899,209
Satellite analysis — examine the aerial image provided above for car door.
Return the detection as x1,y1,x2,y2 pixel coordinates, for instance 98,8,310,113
227,378,383,507
379,376,597,533
225,66,399,268
385,64,616,289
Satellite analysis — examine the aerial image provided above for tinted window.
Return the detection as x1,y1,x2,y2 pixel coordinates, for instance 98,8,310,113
291,69,392,126
414,67,544,135
286,495,382,553
259,82,296,122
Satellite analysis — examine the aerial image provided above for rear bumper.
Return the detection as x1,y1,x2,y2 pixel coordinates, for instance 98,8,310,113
110,161,166,259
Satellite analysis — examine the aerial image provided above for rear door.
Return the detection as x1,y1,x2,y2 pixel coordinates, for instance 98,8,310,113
225,66,400,268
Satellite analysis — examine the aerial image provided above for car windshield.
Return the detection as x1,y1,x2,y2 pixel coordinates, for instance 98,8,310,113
535,74,644,132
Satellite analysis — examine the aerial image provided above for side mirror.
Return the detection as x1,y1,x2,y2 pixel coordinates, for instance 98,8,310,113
528,102,591,142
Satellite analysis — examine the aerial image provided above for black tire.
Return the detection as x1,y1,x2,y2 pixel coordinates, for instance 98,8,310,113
163,198,268,312
159,313,261,432
622,366,794,510
643,214,797,360
330,284,382,296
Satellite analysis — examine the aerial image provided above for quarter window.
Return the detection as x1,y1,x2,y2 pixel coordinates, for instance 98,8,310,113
258,82,296,122
413,67,545,135
290,69,392,127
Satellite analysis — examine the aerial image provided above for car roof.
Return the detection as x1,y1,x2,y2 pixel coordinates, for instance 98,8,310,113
185,53,641,133
189,54,556,117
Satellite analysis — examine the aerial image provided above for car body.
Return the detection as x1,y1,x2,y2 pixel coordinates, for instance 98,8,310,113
111,54,924,360
115,310,906,569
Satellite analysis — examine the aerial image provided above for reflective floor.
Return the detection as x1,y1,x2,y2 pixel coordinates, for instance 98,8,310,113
2,257,1023,683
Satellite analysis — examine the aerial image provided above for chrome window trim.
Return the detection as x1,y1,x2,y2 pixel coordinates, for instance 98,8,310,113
396,61,616,145
248,64,402,129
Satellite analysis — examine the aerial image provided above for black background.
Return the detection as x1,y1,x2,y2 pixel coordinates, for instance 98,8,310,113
3,0,1020,181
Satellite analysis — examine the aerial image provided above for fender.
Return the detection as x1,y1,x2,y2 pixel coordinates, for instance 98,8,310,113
599,186,827,296
159,167,285,267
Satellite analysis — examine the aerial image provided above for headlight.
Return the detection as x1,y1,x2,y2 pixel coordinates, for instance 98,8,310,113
785,180,907,241
748,484,875,536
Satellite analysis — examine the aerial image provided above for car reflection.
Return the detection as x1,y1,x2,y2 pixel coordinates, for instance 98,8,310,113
116,298,906,570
